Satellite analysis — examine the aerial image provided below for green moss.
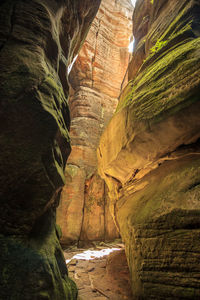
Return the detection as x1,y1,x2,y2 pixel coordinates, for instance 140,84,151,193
118,157,200,297
125,157,200,225
38,74,70,142
55,223,62,239
150,39,168,54
0,209,78,300
116,37,200,121
116,81,136,112
159,10,192,42
66,165,79,178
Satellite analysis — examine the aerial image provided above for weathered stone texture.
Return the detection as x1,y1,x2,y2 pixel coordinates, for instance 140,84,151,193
98,0,200,298
57,0,133,245
0,0,100,299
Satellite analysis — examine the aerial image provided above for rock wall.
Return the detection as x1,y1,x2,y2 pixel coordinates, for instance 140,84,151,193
57,0,133,246
0,0,100,299
98,0,200,298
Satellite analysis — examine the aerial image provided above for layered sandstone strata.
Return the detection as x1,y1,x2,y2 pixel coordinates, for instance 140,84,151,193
57,0,133,245
0,0,100,299
98,0,200,298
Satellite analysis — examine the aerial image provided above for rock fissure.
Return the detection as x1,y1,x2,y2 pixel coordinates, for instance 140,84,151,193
91,9,104,89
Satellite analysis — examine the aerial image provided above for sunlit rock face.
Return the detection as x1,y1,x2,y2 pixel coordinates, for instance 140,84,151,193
57,0,133,246
98,0,200,298
0,0,100,299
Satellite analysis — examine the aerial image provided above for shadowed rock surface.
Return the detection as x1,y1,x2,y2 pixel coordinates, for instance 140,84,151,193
98,0,200,298
0,0,101,299
57,0,133,246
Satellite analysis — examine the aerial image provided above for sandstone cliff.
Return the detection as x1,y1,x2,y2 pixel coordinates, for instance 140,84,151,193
57,0,133,246
98,0,200,298
0,1,100,299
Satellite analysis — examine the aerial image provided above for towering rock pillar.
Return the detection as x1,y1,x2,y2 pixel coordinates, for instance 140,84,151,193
0,1,100,299
57,0,133,246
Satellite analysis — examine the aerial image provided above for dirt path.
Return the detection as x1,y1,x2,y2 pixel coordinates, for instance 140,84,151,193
63,242,133,300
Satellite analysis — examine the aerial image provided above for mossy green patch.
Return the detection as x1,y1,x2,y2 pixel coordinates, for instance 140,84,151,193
116,37,200,123
117,156,200,298
150,39,168,54
66,165,79,179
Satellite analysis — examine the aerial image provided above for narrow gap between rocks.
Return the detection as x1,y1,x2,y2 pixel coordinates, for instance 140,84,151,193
57,0,136,299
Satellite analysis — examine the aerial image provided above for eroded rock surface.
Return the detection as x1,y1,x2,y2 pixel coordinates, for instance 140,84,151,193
0,0,100,299
57,0,133,246
98,0,200,298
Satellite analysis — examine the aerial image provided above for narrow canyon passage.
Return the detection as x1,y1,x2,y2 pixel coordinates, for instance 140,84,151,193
1,0,200,299
56,0,134,298
56,0,133,247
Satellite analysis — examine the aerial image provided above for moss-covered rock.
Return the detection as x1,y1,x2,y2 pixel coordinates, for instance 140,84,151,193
0,0,101,299
98,0,200,298
118,155,200,299
0,210,78,300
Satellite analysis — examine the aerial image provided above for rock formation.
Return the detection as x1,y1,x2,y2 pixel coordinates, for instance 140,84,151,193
0,0,100,299
57,0,133,246
98,0,200,298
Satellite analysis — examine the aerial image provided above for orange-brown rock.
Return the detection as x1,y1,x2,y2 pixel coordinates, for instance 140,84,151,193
57,0,133,245
98,0,200,298
80,173,118,242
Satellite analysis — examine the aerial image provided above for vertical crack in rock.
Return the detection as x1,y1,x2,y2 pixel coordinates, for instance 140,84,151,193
77,174,88,247
91,10,104,89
